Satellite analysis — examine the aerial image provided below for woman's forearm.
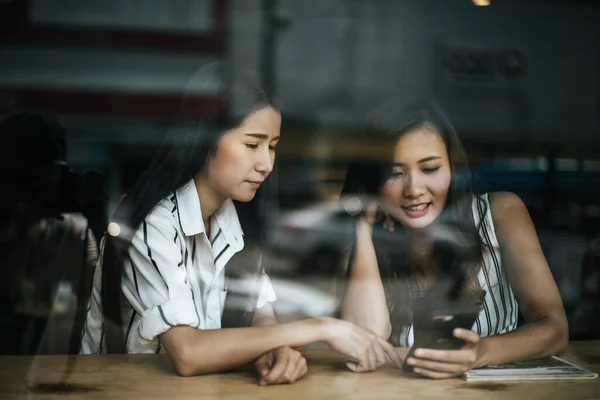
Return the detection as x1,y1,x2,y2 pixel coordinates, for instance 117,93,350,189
475,314,568,368
340,221,391,338
160,318,326,377
252,304,279,327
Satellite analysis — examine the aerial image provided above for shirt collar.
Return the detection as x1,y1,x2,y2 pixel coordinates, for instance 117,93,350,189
174,179,244,244
214,197,244,248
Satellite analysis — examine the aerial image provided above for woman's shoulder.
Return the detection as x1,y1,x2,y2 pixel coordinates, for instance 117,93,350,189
487,191,527,216
143,196,179,228
486,191,529,234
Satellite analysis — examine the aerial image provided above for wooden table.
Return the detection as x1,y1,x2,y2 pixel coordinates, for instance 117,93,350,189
1,341,599,399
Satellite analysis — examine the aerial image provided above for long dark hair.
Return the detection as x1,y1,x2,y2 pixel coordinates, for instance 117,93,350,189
341,99,487,336
101,63,278,351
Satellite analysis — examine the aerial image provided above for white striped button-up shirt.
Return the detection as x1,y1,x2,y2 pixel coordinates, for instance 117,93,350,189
81,179,277,353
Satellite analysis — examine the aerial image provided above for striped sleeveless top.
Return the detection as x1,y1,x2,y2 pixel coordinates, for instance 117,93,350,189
390,193,519,347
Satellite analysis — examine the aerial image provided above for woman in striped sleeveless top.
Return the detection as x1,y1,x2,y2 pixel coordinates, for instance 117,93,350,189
339,99,568,378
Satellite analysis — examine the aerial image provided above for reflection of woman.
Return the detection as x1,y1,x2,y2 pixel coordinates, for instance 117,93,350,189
0,111,98,355
340,99,568,378
81,64,402,383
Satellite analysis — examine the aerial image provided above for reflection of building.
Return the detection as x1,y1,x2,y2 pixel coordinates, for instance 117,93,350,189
440,46,527,84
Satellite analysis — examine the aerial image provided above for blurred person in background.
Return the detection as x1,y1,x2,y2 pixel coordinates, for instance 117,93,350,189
80,63,403,384
0,110,100,355
338,99,568,378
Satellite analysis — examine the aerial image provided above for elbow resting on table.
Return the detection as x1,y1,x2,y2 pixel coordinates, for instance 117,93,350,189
170,344,198,377
554,321,569,355
174,363,196,378
172,350,216,377
161,327,221,377
541,314,569,356
166,339,217,377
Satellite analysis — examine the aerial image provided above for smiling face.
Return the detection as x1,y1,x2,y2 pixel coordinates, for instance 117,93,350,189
380,124,452,230
201,105,281,203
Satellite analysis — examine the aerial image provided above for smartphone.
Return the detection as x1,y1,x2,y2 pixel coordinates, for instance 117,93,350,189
402,297,480,373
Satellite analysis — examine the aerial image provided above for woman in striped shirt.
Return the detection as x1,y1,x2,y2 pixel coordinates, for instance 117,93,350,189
339,99,568,378
81,64,402,384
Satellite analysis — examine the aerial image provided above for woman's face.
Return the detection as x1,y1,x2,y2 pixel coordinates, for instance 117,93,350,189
204,105,281,202
380,125,451,230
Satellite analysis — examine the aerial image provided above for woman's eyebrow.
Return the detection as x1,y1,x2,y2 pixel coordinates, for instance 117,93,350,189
244,133,280,141
392,156,442,166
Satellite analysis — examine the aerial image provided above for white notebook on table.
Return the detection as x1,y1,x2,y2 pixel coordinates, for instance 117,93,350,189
464,356,598,382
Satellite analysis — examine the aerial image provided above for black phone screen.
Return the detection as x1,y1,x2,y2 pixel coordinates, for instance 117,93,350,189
402,294,480,373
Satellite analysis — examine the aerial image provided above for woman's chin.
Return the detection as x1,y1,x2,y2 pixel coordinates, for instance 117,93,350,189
398,213,439,230
403,220,434,230
233,191,258,203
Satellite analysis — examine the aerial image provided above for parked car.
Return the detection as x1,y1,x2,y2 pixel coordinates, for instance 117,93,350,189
266,194,500,283
266,197,358,275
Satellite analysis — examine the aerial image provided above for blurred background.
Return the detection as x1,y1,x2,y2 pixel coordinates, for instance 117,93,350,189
0,0,599,353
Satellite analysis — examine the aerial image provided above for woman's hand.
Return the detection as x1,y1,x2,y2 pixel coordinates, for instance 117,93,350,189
321,317,403,372
255,346,307,385
405,328,484,379
354,201,379,235
356,199,397,233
